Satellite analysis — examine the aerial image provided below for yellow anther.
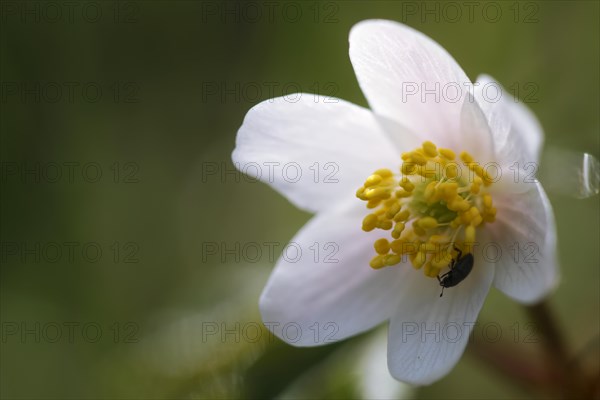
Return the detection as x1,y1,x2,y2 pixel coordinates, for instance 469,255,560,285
424,262,441,278
413,226,426,236
431,252,451,269
410,152,428,166
405,242,419,255
460,208,481,227
374,238,390,255
438,182,458,200
366,199,382,209
391,222,405,239
459,210,472,225
470,182,481,194
365,187,390,200
429,234,449,244
458,199,471,212
417,217,438,229
483,194,493,209
383,198,397,207
470,164,484,179
377,220,393,230
439,148,456,160
362,214,378,231
401,162,418,175
465,224,476,244
450,218,460,229
481,171,495,186
448,197,470,212
411,251,426,269
444,163,459,179
390,239,404,254
399,177,415,192
419,164,438,179
483,207,496,223
422,141,438,157
356,187,366,199
369,255,387,269
460,151,474,164
374,168,393,178
384,203,401,219
419,242,438,253
385,254,402,266
468,207,480,219
424,181,438,201
364,174,383,187
395,190,412,198
393,209,411,222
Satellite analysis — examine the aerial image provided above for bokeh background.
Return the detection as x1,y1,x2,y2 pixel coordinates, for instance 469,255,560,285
1,1,598,399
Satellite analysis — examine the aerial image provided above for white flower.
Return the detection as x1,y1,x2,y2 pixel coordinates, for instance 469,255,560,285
232,20,559,385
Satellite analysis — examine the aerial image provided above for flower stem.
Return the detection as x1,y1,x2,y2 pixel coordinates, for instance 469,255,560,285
467,338,552,393
524,299,591,398
524,300,570,373
469,300,596,398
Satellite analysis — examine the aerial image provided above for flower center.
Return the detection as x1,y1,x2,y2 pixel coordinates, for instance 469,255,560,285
356,141,497,278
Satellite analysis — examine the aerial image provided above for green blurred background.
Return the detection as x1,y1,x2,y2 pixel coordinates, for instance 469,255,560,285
1,1,598,398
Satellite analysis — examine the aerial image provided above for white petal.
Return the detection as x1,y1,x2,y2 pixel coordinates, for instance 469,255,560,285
349,20,493,156
387,258,494,385
475,74,544,165
232,95,405,213
491,167,534,195
357,329,415,399
460,93,494,163
260,200,404,346
486,183,559,304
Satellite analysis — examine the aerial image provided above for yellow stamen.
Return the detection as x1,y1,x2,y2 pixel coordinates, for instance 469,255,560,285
378,220,393,230
465,224,476,242
417,217,438,230
392,222,405,239
422,141,438,157
483,194,493,209
424,262,441,278
370,255,387,269
419,242,438,253
374,168,393,178
439,148,456,160
385,202,402,219
356,140,496,279
460,151,474,164
395,190,412,198
444,163,459,179
385,254,402,266
394,209,411,222
411,251,426,269
399,177,415,192
365,174,383,187
362,214,378,232
374,238,390,255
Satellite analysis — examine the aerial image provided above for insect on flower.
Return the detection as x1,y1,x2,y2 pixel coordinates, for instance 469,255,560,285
437,246,474,297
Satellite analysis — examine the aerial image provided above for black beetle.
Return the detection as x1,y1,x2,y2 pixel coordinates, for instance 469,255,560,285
436,246,474,297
